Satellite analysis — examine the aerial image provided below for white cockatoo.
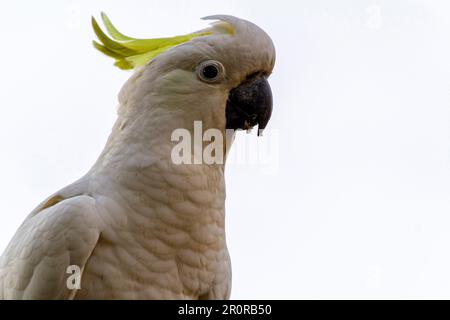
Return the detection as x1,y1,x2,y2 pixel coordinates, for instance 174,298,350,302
0,13,275,299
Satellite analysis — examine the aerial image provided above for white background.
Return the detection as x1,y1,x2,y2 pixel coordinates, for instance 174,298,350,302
1,0,450,299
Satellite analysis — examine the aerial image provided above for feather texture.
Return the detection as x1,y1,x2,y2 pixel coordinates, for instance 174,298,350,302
92,12,212,70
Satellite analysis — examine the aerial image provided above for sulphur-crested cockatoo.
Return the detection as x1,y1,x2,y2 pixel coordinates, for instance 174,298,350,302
0,13,275,299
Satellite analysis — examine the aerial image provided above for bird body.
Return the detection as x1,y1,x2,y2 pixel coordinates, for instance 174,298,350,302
0,14,275,299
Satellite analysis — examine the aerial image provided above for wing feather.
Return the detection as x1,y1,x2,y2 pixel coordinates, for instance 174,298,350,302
0,195,101,299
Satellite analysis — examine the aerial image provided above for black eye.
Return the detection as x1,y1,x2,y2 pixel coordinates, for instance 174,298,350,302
202,65,218,79
197,60,225,83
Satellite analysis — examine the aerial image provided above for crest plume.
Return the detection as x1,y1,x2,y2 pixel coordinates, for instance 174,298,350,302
92,12,211,70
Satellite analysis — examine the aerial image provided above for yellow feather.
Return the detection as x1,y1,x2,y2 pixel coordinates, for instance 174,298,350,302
92,13,212,70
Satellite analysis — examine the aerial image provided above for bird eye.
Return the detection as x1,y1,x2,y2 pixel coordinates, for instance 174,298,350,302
197,60,225,83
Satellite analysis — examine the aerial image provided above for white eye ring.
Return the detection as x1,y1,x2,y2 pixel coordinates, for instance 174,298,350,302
196,60,225,83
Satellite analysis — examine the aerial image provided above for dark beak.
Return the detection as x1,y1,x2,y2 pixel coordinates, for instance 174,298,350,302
226,75,273,136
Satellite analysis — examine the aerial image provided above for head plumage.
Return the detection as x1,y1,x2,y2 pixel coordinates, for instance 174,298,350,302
92,12,212,70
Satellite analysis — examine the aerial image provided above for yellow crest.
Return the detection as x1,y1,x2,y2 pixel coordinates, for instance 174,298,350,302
92,12,211,70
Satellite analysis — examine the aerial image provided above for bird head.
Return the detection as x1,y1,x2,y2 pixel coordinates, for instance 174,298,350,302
93,13,275,162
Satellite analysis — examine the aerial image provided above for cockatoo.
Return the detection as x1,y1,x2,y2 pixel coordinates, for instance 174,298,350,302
0,13,275,299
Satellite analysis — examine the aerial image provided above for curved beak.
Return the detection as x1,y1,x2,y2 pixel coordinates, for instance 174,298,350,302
225,75,273,136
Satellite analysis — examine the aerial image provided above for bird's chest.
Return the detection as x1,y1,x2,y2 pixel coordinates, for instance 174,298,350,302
77,205,229,299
